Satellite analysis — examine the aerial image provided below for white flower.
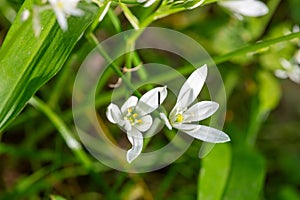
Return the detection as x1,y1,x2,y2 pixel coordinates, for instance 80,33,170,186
21,9,31,21
160,65,230,143
106,86,168,163
219,0,269,19
275,58,300,84
137,0,156,7
48,0,84,31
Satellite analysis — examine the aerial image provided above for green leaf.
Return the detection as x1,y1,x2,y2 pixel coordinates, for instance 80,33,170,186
223,148,266,200
0,1,98,132
198,143,232,200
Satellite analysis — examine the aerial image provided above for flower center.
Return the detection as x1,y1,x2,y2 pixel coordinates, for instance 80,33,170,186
57,1,64,9
126,108,142,125
175,114,184,123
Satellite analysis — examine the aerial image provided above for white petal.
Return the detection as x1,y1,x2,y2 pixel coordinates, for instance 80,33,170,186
144,0,156,7
121,96,138,114
65,8,84,16
160,113,172,130
124,120,132,131
54,9,68,31
289,66,300,84
280,58,292,70
106,103,122,124
184,101,219,122
173,123,199,131
176,65,207,108
183,125,230,143
126,129,143,163
219,0,269,17
21,9,30,21
135,115,153,132
295,50,300,65
274,70,288,79
135,86,167,116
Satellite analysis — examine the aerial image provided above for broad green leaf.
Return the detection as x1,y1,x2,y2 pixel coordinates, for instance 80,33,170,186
0,1,98,132
223,148,266,200
198,143,232,200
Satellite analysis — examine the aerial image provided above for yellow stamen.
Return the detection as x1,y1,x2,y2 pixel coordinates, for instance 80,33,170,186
137,119,142,123
127,108,132,113
133,113,138,118
57,1,64,8
175,114,184,123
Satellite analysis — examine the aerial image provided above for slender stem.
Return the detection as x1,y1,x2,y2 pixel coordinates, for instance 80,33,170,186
28,96,93,169
214,32,300,64
13,31,300,136
86,32,142,97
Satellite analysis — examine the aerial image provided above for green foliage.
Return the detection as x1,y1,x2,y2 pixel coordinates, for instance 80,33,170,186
0,0,300,199
223,147,265,200
0,1,98,132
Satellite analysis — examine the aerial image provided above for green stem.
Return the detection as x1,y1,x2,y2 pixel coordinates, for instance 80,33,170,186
214,32,300,64
28,96,93,169
13,32,300,137
85,32,142,97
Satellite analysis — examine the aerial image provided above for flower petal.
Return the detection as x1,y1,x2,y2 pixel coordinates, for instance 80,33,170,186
176,65,207,108
183,125,230,143
126,128,143,163
160,113,172,130
274,69,288,79
173,123,199,131
280,58,292,70
65,7,84,16
135,86,168,116
121,96,138,114
289,66,300,84
106,103,122,124
219,0,269,17
183,101,219,122
54,9,68,31
135,115,153,132
144,0,156,7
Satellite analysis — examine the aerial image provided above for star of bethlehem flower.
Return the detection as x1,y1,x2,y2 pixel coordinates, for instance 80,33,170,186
48,0,84,31
219,0,269,19
160,65,230,143
275,58,300,84
106,86,167,163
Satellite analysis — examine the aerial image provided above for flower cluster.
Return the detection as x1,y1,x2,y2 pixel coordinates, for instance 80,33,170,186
106,65,230,163
219,0,269,19
275,53,300,84
21,0,86,36
21,0,270,36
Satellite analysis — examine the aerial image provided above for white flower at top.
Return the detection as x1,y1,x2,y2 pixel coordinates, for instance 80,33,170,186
275,58,300,84
48,0,84,31
160,65,230,143
106,87,167,163
137,0,156,7
219,0,269,19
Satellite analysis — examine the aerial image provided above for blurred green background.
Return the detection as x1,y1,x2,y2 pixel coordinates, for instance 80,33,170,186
0,0,300,199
